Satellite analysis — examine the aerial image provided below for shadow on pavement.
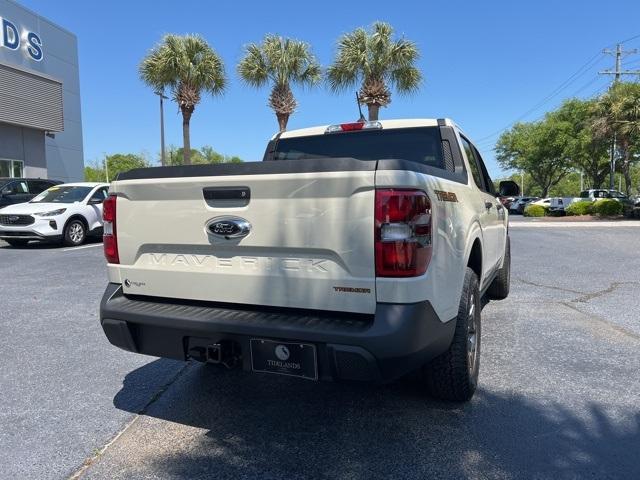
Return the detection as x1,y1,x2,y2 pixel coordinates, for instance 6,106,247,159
113,360,640,479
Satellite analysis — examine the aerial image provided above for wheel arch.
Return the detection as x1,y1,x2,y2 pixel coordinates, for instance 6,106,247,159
63,214,89,232
466,238,483,282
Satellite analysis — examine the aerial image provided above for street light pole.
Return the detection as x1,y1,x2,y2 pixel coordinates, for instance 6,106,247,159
156,91,168,166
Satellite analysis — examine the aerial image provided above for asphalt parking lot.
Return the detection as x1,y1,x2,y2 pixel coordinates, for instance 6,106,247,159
1,221,639,480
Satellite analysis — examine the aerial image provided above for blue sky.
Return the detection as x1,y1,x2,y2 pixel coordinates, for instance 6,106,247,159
19,0,640,176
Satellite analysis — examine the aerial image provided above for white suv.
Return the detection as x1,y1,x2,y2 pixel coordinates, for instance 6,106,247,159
99,119,518,401
0,182,109,247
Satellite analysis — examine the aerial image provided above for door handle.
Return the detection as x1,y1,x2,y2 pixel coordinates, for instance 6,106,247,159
484,201,493,210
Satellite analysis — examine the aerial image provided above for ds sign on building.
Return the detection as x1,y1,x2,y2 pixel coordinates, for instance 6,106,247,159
0,16,43,61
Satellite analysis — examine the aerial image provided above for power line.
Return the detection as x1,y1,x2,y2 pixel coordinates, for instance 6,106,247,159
474,52,604,143
618,33,640,45
567,75,607,98
475,76,610,149
588,79,614,98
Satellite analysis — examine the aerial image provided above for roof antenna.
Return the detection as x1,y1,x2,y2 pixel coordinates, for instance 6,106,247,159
356,92,366,123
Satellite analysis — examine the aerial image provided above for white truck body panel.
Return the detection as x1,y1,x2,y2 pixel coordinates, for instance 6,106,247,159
373,169,505,323
109,170,377,314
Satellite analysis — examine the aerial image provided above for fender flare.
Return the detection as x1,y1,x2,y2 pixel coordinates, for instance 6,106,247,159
463,221,484,284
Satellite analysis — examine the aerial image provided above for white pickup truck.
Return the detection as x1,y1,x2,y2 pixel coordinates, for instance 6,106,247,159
99,119,519,401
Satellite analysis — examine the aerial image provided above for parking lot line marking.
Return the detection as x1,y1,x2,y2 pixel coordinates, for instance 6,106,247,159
61,243,103,252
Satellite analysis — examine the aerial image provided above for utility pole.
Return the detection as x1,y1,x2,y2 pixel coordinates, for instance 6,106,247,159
608,133,616,191
155,91,168,166
600,44,640,82
599,44,640,190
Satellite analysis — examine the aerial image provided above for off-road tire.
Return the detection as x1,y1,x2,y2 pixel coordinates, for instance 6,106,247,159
63,219,86,247
487,236,510,300
5,239,29,247
423,267,481,402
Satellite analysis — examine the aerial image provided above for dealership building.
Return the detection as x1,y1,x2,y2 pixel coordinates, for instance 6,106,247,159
0,0,83,181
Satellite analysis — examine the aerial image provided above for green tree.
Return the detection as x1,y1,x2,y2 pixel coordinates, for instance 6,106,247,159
201,146,244,163
238,35,321,132
105,153,150,180
593,82,640,195
550,98,610,189
165,148,205,165
164,145,243,165
495,119,573,197
327,22,422,121
84,165,106,182
140,34,226,165
201,145,225,163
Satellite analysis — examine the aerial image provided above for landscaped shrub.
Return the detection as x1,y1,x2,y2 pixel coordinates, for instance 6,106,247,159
592,199,623,216
565,201,593,216
524,204,546,217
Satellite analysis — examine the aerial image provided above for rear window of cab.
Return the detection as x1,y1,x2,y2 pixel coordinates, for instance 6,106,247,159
273,127,445,170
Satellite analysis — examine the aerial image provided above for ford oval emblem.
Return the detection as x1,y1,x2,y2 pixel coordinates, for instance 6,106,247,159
206,216,251,239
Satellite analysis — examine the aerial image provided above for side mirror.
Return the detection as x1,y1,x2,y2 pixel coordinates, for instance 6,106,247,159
88,197,104,205
499,180,520,197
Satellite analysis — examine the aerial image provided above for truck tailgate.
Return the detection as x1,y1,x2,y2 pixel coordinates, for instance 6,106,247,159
110,162,376,314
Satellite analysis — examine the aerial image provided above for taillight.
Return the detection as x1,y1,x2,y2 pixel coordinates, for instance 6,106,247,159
103,194,119,264
375,189,432,277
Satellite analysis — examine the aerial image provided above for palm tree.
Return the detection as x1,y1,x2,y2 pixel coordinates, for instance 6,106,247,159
327,22,422,121
238,35,321,132
140,34,226,164
593,82,640,194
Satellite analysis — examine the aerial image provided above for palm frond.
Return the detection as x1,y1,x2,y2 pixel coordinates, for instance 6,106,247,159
238,34,321,90
327,21,422,104
139,34,226,110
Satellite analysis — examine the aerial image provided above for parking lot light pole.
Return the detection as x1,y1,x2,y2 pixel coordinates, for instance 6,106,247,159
155,91,168,166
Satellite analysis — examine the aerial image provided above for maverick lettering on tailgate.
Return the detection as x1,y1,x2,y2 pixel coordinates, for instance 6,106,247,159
147,253,329,272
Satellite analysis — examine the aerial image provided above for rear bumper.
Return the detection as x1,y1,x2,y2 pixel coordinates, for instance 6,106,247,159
99,283,456,383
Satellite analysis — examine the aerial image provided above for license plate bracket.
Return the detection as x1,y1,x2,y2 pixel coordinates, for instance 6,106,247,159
250,339,318,380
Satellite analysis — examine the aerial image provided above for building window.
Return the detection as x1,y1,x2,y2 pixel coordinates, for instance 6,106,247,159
0,159,24,178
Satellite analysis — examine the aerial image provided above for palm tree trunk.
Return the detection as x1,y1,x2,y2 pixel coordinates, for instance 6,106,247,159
276,113,290,132
269,84,296,132
622,151,632,196
367,103,380,121
181,106,194,165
